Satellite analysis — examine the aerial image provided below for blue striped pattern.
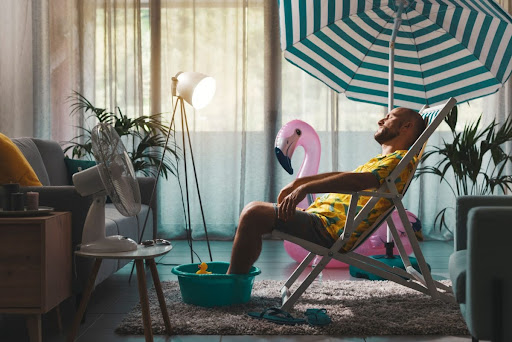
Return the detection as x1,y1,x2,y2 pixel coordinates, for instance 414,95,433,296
422,108,440,126
278,0,512,111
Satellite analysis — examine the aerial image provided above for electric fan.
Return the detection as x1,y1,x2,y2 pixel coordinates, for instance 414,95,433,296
73,123,141,253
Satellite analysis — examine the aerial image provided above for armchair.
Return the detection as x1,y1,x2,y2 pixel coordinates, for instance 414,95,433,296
449,196,512,342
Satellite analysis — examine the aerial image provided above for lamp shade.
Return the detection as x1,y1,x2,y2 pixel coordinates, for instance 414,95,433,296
176,72,216,109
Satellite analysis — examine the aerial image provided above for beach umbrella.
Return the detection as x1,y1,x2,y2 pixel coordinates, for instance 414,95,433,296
278,0,512,111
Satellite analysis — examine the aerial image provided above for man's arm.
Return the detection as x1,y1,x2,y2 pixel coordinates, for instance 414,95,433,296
277,171,341,204
302,172,379,194
291,172,342,186
278,172,379,222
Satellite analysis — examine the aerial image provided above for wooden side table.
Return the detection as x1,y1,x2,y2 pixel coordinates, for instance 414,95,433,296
68,244,173,342
0,211,72,342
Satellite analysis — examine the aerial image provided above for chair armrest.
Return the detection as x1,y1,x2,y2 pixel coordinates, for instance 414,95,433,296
328,190,394,198
356,190,395,198
136,177,158,239
19,186,92,247
326,190,392,197
466,206,512,337
455,196,512,251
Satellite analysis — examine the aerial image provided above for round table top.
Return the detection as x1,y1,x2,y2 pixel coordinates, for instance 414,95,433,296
75,244,173,260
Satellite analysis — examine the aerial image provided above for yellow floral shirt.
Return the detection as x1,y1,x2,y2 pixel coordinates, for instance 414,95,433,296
306,150,419,252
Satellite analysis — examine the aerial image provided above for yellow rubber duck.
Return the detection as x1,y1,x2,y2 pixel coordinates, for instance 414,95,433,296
196,262,212,274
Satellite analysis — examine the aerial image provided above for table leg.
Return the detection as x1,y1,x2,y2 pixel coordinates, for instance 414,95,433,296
68,258,102,342
147,259,172,335
26,314,41,342
135,259,153,342
55,304,63,332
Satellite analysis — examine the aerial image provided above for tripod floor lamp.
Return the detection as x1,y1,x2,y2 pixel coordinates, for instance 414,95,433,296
129,72,215,283
169,71,216,263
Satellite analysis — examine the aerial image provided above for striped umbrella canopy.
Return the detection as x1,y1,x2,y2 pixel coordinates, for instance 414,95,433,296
278,0,512,111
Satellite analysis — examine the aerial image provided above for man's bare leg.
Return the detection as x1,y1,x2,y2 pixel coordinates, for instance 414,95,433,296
227,201,277,274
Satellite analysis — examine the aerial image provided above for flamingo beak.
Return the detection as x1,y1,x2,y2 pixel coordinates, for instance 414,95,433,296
275,128,301,175
275,147,293,174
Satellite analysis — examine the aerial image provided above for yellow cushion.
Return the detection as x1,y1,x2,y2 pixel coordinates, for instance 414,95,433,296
0,133,42,186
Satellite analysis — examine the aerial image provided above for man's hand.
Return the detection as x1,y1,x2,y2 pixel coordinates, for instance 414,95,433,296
278,185,307,222
277,181,297,204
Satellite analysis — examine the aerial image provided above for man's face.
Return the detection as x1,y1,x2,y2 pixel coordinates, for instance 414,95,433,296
374,108,405,144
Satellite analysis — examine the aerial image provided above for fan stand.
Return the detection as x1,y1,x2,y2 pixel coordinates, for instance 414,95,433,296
81,194,137,253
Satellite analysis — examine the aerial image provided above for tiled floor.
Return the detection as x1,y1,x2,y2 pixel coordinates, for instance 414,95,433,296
1,240,472,342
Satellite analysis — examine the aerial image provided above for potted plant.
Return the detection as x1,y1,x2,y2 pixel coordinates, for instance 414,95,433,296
65,91,178,179
416,106,512,231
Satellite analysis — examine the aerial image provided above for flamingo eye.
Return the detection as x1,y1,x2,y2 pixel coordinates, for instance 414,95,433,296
296,129,301,136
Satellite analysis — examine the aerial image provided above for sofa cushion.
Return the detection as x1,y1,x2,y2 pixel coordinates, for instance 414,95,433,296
449,249,467,304
105,203,153,242
12,137,51,186
32,138,69,185
64,158,97,184
0,133,42,186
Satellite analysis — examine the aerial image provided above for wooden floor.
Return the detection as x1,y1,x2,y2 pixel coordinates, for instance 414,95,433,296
1,240,472,342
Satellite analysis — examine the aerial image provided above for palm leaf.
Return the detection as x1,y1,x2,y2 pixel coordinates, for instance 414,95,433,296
64,91,178,179
416,104,512,230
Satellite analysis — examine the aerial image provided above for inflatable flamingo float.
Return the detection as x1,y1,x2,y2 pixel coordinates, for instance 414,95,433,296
275,120,321,209
275,120,418,268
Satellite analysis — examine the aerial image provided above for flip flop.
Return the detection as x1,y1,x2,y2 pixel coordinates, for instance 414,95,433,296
247,307,306,325
304,308,331,326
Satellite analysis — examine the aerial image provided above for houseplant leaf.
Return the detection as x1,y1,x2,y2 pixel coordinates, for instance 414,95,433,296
65,92,178,179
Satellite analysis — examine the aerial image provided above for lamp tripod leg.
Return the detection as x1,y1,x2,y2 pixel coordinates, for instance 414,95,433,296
181,100,213,262
180,99,195,263
129,97,180,284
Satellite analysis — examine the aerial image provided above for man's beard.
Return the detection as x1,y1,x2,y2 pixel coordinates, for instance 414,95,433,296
374,126,399,144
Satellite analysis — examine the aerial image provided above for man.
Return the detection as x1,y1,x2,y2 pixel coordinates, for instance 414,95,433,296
227,107,426,274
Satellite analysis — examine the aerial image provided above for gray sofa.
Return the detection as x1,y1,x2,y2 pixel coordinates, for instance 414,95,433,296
12,137,157,293
449,196,512,342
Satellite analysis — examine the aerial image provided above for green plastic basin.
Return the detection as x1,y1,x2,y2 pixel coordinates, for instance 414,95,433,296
171,261,261,307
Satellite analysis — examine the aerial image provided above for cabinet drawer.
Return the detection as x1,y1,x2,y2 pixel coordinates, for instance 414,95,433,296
0,212,72,312
0,225,42,307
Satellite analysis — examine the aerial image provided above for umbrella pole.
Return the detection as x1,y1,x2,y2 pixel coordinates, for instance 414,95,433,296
387,0,405,113
381,1,426,274
385,0,405,257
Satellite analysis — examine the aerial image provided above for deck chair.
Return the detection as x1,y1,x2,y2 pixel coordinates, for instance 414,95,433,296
272,97,457,311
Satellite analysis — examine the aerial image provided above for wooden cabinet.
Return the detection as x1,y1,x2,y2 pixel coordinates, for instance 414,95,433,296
0,212,72,341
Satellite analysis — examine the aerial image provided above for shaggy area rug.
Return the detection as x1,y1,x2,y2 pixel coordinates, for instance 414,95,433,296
116,280,468,336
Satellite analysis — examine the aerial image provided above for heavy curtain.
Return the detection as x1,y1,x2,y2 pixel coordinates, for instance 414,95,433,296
8,0,510,243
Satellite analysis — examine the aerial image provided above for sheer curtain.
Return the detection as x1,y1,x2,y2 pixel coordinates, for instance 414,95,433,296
155,1,385,240
157,0,267,240
143,0,505,242
4,1,508,243
30,0,507,243
81,0,148,118
153,0,454,241
0,0,34,138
